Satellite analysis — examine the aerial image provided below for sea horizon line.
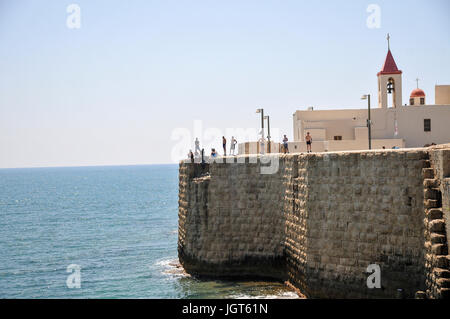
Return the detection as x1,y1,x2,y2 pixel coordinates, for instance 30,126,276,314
0,162,178,170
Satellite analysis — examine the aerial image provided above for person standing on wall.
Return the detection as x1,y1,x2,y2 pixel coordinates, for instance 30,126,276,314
230,136,237,156
259,136,265,155
283,135,289,154
195,138,201,154
305,132,312,153
201,148,205,168
222,136,227,156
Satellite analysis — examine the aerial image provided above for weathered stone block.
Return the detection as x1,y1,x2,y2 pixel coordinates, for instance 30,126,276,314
424,188,440,200
423,168,435,179
427,208,443,220
429,219,446,233
437,278,450,288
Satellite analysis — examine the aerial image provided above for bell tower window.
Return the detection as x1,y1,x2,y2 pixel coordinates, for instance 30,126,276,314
387,78,394,94
387,78,395,108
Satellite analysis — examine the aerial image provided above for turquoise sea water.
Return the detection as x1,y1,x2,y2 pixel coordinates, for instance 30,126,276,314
0,165,297,298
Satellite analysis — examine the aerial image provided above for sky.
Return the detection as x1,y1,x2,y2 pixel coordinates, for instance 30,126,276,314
0,0,449,168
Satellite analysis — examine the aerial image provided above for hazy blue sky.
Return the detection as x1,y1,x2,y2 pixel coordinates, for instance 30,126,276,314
1,0,449,168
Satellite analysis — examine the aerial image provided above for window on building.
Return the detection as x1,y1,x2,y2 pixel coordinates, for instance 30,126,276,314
424,119,431,132
334,136,342,141
420,98,425,105
410,98,414,105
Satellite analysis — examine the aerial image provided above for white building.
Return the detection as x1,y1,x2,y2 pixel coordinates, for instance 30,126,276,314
290,46,450,153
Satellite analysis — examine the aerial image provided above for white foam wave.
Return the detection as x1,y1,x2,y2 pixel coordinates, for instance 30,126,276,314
232,291,301,299
155,258,191,278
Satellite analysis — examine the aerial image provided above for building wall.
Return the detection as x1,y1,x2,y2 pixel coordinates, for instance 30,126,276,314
178,146,450,298
294,105,450,149
436,85,450,105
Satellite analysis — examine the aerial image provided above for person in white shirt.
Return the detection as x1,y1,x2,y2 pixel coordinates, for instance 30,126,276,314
230,136,237,155
194,138,201,154
259,137,265,155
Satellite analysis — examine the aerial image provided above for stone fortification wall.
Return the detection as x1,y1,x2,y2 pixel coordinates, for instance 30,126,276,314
424,146,450,298
178,146,450,298
178,157,287,279
284,151,427,298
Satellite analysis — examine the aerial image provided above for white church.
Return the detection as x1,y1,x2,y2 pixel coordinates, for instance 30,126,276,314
290,39,450,152
240,37,450,154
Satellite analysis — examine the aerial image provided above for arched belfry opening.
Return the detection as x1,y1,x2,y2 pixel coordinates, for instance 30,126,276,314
387,77,396,108
377,34,402,109
387,77,395,94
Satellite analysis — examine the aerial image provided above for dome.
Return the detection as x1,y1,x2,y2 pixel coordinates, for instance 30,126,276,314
410,88,425,98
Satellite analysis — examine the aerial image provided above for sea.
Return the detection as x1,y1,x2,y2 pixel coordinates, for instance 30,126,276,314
0,164,298,299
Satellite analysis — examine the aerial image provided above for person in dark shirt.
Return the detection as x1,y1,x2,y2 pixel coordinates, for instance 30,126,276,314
222,136,227,156
283,135,289,154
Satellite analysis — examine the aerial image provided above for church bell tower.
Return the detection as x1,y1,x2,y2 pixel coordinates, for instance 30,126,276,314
378,34,402,108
